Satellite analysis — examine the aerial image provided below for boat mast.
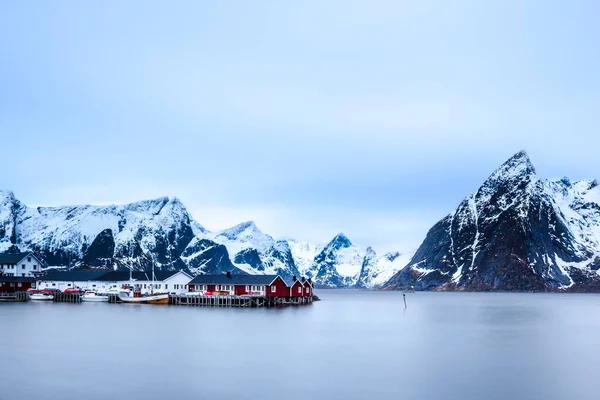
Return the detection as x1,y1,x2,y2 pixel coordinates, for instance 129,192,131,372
151,258,155,295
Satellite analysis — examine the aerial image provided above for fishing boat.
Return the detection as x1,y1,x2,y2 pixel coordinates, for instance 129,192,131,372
81,291,109,302
118,261,169,305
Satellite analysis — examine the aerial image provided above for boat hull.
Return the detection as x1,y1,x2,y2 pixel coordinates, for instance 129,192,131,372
118,293,169,305
30,294,53,301
81,295,109,302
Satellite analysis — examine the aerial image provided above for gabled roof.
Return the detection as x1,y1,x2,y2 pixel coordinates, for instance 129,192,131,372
189,274,280,286
39,270,109,282
0,276,35,283
0,252,34,265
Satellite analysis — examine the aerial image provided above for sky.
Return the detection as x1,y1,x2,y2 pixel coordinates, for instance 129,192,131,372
1,0,600,253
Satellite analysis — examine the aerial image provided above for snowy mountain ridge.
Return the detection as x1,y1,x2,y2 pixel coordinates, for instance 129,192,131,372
384,151,600,292
0,191,404,288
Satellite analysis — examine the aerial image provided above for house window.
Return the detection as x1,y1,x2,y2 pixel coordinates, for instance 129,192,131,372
165,284,168,289
21,274,25,277
92,285,96,288
271,285,276,292
28,257,31,262
245,285,249,291
33,265,37,270
18,283,22,287
298,287,302,293
52,283,56,286
68,283,72,286
22,264,25,269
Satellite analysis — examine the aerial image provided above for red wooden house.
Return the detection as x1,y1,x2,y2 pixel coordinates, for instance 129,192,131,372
289,277,304,298
302,278,313,297
0,276,35,292
189,272,290,297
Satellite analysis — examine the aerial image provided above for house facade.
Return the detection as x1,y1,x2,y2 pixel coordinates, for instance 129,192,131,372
37,270,193,294
0,276,36,292
0,252,43,277
189,273,291,297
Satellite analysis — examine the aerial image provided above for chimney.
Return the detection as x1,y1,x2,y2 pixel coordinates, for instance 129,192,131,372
226,271,231,278
292,275,297,282
301,276,306,282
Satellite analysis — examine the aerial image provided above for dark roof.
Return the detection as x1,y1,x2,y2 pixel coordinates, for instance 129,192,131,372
39,270,110,282
0,276,36,283
189,274,280,286
0,252,32,264
97,270,179,282
38,269,181,282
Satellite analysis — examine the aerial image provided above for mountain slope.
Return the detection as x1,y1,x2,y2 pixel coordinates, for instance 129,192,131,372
384,151,600,292
0,191,401,287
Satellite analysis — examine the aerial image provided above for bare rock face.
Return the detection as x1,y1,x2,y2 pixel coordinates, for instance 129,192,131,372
384,151,600,292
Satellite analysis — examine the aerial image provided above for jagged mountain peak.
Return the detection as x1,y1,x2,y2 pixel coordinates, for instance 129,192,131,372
0,189,16,200
218,221,261,239
328,232,353,249
385,151,600,292
480,150,536,190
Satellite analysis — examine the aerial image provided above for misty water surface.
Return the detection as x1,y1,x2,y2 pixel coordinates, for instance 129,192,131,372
1,290,599,400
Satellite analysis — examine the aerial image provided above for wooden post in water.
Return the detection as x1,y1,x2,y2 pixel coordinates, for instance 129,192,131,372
403,293,407,309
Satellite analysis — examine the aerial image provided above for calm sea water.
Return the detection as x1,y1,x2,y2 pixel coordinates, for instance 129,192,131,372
2,290,600,400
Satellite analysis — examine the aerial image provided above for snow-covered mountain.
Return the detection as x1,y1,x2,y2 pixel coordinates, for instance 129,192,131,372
384,151,600,292
0,190,402,288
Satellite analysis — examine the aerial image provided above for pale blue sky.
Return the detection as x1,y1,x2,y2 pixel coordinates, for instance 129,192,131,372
1,0,599,252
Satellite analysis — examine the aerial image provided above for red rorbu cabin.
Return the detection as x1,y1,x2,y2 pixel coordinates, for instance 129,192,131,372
302,278,313,297
0,276,35,293
189,273,290,298
289,277,304,298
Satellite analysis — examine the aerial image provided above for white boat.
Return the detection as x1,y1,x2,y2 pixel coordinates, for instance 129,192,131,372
81,291,109,302
117,261,169,305
29,293,54,301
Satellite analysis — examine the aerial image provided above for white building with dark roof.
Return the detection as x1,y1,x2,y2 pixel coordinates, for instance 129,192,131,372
0,252,43,277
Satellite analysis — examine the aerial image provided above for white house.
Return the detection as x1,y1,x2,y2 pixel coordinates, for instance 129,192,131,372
0,252,43,277
37,269,193,294
98,270,193,294
37,270,112,292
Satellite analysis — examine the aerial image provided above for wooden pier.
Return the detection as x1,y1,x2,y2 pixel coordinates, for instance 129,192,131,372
169,294,313,308
0,291,28,302
53,292,81,303
1,291,316,307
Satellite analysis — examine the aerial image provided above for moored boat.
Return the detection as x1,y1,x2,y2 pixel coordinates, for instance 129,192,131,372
81,291,109,302
117,261,169,304
29,290,54,301
118,291,169,304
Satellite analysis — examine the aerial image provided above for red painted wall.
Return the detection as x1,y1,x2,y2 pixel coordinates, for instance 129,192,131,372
266,277,288,297
302,282,312,297
234,285,250,295
290,280,304,297
0,281,33,292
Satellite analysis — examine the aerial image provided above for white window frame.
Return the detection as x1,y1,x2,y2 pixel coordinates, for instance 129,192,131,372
298,286,302,294
271,285,276,292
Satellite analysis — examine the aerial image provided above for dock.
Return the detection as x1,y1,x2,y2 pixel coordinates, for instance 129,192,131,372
0,291,28,302
169,294,313,307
